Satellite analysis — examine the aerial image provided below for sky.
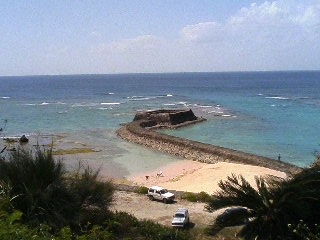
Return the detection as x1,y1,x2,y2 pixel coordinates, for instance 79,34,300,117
0,0,320,76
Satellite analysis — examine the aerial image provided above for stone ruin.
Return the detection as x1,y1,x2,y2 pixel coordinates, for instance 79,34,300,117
133,109,203,129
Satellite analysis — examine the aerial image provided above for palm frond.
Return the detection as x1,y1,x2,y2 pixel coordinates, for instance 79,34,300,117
206,174,269,213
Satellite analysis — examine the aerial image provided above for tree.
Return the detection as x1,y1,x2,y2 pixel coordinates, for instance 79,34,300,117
206,164,320,240
0,146,114,231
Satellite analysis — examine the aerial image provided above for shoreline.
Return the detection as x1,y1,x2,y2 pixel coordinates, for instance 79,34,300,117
128,160,287,193
116,109,301,175
116,111,301,175
1,130,187,179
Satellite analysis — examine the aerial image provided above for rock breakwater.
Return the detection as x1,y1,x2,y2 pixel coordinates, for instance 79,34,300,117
116,109,301,175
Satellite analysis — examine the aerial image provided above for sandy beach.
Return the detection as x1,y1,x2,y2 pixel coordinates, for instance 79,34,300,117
129,160,287,193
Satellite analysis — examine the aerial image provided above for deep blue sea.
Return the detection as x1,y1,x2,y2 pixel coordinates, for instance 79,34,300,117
1,72,320,167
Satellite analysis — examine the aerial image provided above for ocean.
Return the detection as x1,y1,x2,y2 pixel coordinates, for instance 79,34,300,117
0,71,319,171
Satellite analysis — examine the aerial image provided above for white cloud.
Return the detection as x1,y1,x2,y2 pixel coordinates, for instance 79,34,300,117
230,2,284,25
90,31,100,37
85,1,320,73
180,22,221,42
175,1,320,71
181,1,320,43
1,1,319,75
92,35,162,54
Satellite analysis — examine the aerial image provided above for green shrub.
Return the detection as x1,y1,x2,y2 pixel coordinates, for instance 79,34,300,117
104,211,139,236
0,147,71,228
68,165,114,229
206,163,320,240
103,211,189,240
197,191,212,203
134,186,149,194
288,220,320,240
0,147,192,240
181,192,198,202
0,147,114,231
138,219,189,240
181,191,212,203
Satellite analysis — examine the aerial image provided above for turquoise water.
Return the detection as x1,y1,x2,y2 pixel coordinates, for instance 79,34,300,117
0,72,320,167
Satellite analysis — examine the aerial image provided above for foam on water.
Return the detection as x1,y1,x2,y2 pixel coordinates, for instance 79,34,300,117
71,103,99,107
198,105,212,108
100,102,121,105
265,96,289,100
128,97,151,101
1,72,320,167
23,103,37,106
58,111,68,114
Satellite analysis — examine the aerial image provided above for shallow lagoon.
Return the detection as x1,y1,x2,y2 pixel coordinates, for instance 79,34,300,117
1,71,320,169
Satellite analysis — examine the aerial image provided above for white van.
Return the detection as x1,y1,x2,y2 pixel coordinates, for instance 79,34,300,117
147,186,175,203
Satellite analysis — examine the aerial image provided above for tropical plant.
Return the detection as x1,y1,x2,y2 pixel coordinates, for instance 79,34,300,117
0,147,71,227
68,164,114,229
206,164,320,240
0,146,114,231
288,220,320,240
0,146,192,239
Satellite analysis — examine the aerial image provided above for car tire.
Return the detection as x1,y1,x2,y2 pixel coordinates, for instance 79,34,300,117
163,198,167,204
148,196,154,201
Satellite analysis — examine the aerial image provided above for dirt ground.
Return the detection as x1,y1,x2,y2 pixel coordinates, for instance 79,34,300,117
110,191,222,229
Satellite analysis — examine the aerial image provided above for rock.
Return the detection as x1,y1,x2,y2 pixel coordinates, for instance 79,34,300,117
133,109,201,127
19,135,29,143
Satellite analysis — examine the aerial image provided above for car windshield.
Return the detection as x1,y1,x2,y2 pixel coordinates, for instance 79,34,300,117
174,213,185,218
160,189,168,194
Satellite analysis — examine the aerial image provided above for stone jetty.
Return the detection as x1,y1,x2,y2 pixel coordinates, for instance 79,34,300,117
117,109,301,175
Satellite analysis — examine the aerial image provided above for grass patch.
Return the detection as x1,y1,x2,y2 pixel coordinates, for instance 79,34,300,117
53,147,100,155
3,138,19,143
134,186,149,194
181,191,212,203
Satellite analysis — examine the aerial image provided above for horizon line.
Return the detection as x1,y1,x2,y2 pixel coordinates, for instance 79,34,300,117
1,69,320,78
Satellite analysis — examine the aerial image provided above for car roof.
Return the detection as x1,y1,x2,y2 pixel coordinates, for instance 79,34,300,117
176,208,188,213
149,186,165,191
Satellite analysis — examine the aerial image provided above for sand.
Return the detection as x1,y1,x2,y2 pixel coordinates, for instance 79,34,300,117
111,191,216,228
129,160,287,194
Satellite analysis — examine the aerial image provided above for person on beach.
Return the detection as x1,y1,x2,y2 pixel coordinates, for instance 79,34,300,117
278,154,281,161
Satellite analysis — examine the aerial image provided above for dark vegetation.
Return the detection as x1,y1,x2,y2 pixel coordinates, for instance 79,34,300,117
181,191,212,203
0,146,190,239
206,160,320,240
134,185,149,194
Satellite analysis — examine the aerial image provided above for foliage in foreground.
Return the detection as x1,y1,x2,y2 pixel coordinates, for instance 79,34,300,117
288,220,320,240
0,208,190,240
206,164,320,240
0,147,191,239
0,147,114,231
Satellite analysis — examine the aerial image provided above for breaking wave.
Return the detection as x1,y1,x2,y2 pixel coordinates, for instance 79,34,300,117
265,96,289,100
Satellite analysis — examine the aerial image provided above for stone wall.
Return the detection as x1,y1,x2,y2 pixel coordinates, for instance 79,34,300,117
117,110,301,175
133,109,200,128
